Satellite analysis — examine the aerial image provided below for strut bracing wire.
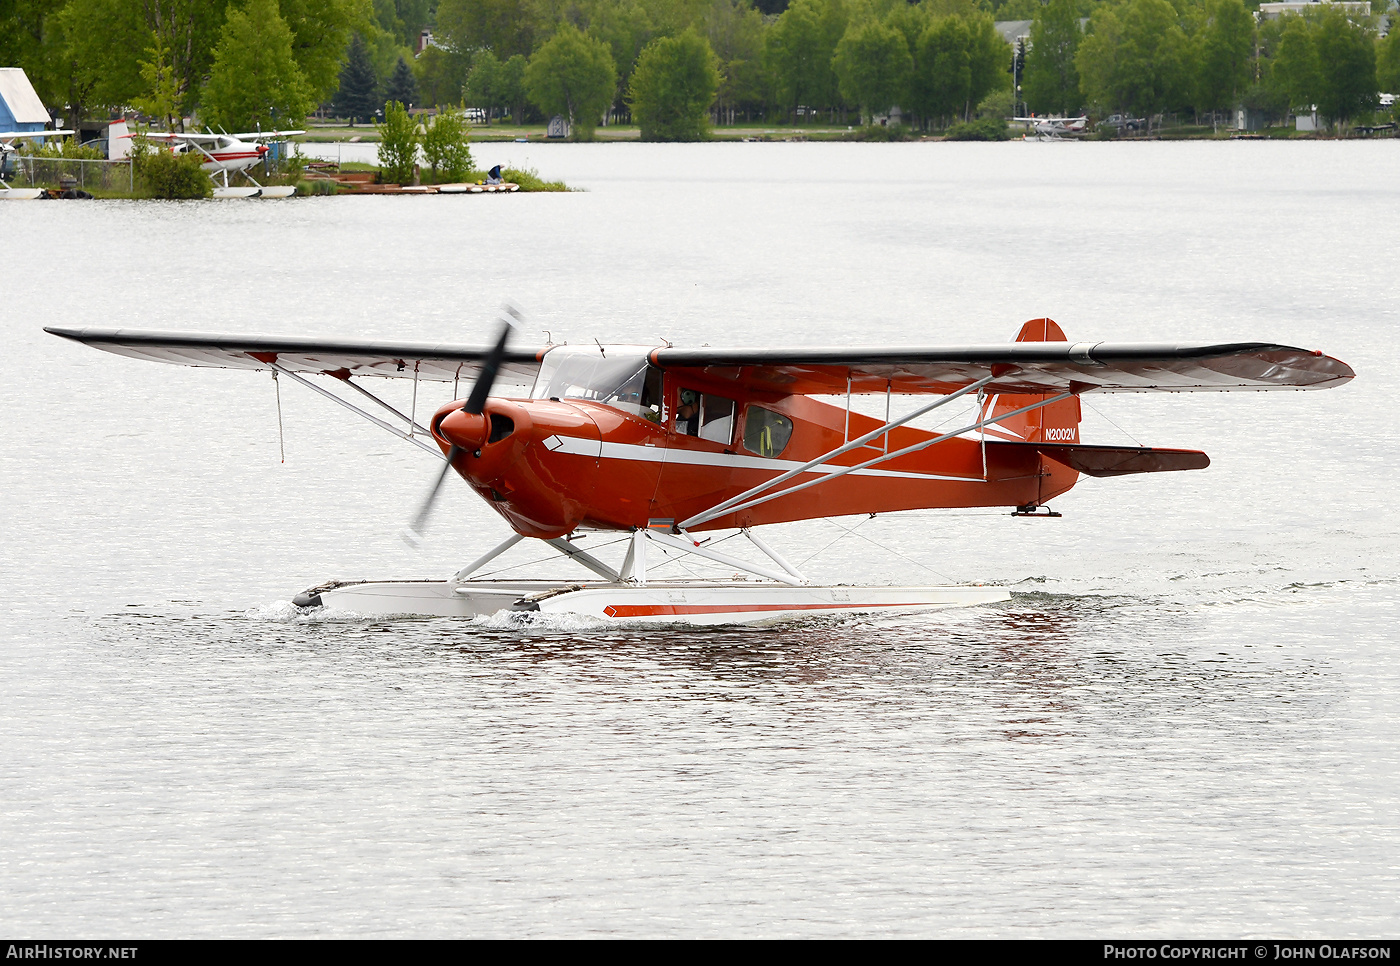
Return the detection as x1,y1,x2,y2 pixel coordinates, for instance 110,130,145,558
272,370,285,463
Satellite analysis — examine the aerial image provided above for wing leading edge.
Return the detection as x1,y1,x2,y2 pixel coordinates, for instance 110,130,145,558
650,342,1353,394
44,326,548,386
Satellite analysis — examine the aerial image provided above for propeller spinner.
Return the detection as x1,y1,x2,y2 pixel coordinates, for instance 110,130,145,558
402,309,521,545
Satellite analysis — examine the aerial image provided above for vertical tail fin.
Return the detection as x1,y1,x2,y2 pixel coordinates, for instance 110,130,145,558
107,118,130,161
979,318,1083,504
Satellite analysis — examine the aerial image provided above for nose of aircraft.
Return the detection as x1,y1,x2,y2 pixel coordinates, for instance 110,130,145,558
437,409,489,450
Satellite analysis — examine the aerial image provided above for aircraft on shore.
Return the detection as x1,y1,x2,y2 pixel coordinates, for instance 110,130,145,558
0,129,76,199
1013,116,1088,139
46,316,1352,624
140,128,304,197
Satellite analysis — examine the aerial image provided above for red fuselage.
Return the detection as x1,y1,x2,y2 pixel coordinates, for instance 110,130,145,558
432,361,1079,539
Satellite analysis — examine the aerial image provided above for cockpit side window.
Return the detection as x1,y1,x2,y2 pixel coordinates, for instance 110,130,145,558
743,406,793,457
676,388,735,444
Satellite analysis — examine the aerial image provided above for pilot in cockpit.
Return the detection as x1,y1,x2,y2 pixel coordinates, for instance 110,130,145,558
677,389,700,435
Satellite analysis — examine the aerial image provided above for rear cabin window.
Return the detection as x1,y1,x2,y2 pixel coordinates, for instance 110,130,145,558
677,389,736,444
743,406,793,457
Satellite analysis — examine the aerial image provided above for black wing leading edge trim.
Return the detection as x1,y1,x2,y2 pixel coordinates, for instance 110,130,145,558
650,341,1354,393
44,326,548,384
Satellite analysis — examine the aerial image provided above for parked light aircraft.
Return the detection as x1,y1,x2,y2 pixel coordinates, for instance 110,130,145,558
141,129,304,196
0,129,76,199
1013,116,1088,139
46,317,1352,623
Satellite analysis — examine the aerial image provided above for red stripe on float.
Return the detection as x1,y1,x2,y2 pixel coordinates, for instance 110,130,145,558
601,602,909,618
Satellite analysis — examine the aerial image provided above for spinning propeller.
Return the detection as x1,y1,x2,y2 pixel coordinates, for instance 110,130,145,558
402,306,523,546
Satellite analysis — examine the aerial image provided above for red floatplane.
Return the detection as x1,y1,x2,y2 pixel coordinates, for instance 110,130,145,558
46,316,1353,624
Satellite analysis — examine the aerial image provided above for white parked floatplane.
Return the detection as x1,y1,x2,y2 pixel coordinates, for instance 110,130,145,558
46,310,1352,625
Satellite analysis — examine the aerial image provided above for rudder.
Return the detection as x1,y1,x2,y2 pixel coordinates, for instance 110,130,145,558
979,318,1083,505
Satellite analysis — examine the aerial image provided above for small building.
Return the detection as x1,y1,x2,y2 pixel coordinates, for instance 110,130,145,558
1258,1,1370,18
1296,108,1321,131
0,67,53,133
1237,107,1265,131
994,20,1034,47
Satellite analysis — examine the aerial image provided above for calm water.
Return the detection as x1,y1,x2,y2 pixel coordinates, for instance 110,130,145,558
2,141,1397,937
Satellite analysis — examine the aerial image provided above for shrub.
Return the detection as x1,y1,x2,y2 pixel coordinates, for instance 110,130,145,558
134,143,213,199
422,111,474,182
945,117,1011,141
296,178,338,195
847,123,914,141
501,166,568,192
377,100,418,185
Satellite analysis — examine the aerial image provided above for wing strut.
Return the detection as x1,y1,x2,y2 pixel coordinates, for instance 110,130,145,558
267,361,444,460
680,389,1075,530
681,375,997,530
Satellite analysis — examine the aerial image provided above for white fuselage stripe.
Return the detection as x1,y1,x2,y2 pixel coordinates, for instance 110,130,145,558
541,434,982,483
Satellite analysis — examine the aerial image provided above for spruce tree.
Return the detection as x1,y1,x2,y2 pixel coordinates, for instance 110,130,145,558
384,56,418,111
334,33,379,124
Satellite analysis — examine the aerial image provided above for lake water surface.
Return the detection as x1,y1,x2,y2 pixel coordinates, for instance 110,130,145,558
2,141,1397,937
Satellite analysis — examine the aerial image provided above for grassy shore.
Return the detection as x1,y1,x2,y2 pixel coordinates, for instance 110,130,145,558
299,119,1391,143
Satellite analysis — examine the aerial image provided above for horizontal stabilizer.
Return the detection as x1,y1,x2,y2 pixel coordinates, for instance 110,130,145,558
987,441,1210,477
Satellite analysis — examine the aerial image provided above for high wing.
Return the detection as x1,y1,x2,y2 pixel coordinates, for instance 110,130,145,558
649,342,1354,394
44,327,548,387
140,132,224,142
1,129,74,139
232,130,306,140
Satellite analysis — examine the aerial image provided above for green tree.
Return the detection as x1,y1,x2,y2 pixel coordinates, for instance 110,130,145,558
465,49,503,123
1195,0,1254,122
964,14,1010,117
628,28,721,139
435,0,537,61
501,54,529,122
1023,0,1083,116
279,0,370,103
377,99,418,183
587,0,660,119
1377,22,1400,94
524,24,618,139
1076,0,1191,126
914,16,971,125
706,0,768,123
384,54,418,109
833,18,912,121
137,38,182,133
421,110,474,180
1313,7,1376,125
334,32,380,123
414,45,469,108
200,0,312,132
1268,14,1320,114
765,0,847,118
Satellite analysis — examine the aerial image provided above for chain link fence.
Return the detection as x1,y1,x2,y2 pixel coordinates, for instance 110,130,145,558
8,156,135,193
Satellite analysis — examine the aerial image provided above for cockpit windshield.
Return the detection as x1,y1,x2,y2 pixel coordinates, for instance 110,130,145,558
531,348,664,422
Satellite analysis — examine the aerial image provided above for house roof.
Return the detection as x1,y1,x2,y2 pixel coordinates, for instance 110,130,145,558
0,68,52,125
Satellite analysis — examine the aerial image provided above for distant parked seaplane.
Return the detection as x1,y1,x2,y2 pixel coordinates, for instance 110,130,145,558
1013,116,1087,139
141,128,304,197
0,128,75,200
45,316,1352,624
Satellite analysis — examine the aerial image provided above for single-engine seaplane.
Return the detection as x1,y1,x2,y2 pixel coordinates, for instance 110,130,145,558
140,128,305,198
1013,116,1087,140
45,316,1353,624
